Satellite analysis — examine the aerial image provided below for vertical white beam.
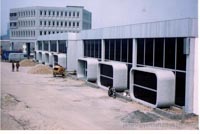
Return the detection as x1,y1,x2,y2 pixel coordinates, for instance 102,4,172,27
185,38,197,114
132,38,137,67
101,39,105,61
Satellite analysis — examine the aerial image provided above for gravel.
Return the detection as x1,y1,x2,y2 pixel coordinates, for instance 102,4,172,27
27,64,52,74
20,59,37,67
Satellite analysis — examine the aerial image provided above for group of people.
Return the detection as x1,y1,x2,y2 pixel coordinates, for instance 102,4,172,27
12,61,20,72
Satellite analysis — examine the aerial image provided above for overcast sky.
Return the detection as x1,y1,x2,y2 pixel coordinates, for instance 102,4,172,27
0,0,198,35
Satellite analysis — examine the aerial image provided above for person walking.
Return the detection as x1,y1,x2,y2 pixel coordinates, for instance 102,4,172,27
12,61,15,72
16,61,20,72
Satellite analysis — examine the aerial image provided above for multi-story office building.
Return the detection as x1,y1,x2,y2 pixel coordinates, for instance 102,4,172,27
9,6,92,56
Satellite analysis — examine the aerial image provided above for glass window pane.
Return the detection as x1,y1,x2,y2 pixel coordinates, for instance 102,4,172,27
91,40,94,57
115,39,121,61
110,40,115,60
128,39,133,63
165,38,175,69
177,38,186,70
145,38,153,66
122,39,128,62
155,38,164,67
105,40,109,60
137,39,144,65
175,72,186,106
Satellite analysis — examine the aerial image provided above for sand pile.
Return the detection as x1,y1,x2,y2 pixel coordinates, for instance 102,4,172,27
28,64,52,74
20,59,37,67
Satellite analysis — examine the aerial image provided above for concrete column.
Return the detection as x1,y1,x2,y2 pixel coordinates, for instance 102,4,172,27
101,39,105,61
185,38,198,114
132,38,137,67
66,40,68,70
56,40,59,53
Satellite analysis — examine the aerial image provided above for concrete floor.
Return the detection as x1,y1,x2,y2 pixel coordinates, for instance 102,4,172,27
1,62,199,130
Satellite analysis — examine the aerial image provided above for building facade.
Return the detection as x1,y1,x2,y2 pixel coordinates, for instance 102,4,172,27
35,18,198,115
9,6,92,55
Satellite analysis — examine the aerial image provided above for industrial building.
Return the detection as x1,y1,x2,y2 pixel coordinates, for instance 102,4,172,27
9,6,92,56
35,18,198,115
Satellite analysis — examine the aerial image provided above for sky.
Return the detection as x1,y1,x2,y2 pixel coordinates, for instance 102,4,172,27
0,0,198,36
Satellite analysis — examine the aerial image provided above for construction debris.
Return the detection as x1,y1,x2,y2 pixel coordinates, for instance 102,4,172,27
27,64,52,74
20,59,37,67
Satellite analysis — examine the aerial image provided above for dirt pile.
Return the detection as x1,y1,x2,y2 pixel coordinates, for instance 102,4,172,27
28,64,52,74
20,59,37,67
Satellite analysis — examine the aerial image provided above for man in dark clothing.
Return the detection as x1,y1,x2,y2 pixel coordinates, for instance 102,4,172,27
16,61,20,72
12,61,15,72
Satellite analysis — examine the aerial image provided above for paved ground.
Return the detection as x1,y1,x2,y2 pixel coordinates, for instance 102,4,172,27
0,62,199,130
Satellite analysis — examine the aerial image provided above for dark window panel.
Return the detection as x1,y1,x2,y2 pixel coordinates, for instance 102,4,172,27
137,39,145,65
134,85,157,105
100,76,113,87
175,72,186,106
177,38,186,71
145,38,154,66
100,64,113,77
127,64,132,89
94,40,99,58
105,40,109,60
88,41,91,57
91,40,95,57
155,38,164,67
84,41,87,57
165,38,175,69
98,40,102,59
128,39,133,63
115,39,121,61
122,39,128,62
110,40,115,60
134,70,157,90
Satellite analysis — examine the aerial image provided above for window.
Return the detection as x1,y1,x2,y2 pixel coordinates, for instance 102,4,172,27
61,11,63,16
104,39,132,63
73,22,75,27
65,21,67,26
77,12,79,17
38,41,42,50
44,11,46,16
136,38,186,106
58,40,66,53
83,40,102,59
165,38,175,69
145,38,153,66
50,41,57,52
77,22,79,27
44,31,46,35
61,22,63,26
176,38,186,71
154,38,164,67
69,21,71,27
44,21,46,26
40,21,42,26
52,21,55,26
57,21,59,26
57,11,59,16
48,31,51,34
65,11,67,16
43,41,49,51
49,21,51,26
73,11,75,17
69,12,71,17
48,11,51,16
52,11,55,16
